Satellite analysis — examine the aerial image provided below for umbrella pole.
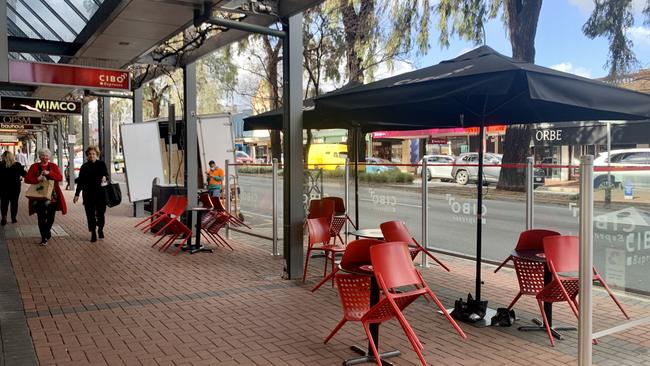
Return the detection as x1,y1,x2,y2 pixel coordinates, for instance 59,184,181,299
475,120,485,302
354,128,360,228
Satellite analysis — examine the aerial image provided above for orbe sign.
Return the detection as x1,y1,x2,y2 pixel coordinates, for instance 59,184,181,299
535,129,562,142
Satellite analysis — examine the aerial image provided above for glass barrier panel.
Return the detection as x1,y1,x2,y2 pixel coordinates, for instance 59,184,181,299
533,163,580,237
590,165,650,362
233,164,275,241
426,161,477,258
480,164,527,262
347,162,422,241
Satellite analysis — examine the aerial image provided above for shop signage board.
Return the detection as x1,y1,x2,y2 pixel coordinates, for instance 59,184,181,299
9,60,130,91
0,96,81,115
428,137,448,144
0,115,41,124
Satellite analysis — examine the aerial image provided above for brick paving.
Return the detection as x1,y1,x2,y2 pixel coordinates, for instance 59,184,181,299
2,187,650,365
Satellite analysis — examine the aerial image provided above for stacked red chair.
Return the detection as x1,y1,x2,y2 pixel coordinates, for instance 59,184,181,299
380,220,450,271
322,196,356,244
134,195,179,230
153,218,193,256
311,239,382,292
325,242,466,366
494,229,561,273
494,229,560,310
537,236,629,347
138,196,187,234
302,216,346,283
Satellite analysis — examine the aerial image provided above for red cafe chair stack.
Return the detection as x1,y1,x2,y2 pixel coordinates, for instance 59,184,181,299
153,219,193,256
537,236,629,347
195,192,235,250
303,217,345,283
134,195,180,230
380,221,450,271
310,239,383,292
322,196,357,244
137,196,187,234
211,194,251,229
494,229,560,310
325,242,466,366
494,229,561,273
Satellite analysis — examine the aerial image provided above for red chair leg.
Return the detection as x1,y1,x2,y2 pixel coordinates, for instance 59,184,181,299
311,269,337,293
425,289,466,339
151,233,169,248
597,278,630,319
302,248,313,283
494,256,512,273
173,236,190,256
362,322,383,366
323,318,346,344
538,300,554,347
330,254,336,287
422,249,450,271
507,292,523,310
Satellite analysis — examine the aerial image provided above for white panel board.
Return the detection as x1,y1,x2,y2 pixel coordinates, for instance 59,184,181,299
197,114,236,184
121,121,165,202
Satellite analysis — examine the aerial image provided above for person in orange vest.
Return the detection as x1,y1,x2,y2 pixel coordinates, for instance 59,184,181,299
206,160,224,197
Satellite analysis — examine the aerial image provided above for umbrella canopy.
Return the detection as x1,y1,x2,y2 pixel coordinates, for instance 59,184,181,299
243,98,441,132
314,46,650,124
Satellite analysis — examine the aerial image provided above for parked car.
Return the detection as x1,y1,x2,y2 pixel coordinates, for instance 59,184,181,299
416,155,455,181
365,157,399,174
451,153,545,187
235,151,254,164
593,148,650,189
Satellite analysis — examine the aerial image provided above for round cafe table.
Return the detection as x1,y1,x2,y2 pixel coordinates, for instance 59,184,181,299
349,228,384,240
339,263,400,365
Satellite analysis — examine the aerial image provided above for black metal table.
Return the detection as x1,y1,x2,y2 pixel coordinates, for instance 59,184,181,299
182,207,213,254
512,249,576,340
339,263,400,366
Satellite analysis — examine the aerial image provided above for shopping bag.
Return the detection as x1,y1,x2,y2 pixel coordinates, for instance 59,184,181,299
103,182,122,208
25,180,54,201
490,308,516,327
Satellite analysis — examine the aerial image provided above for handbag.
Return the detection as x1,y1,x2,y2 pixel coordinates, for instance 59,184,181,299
490,308,516,327
450,293,488,323
25,164,55,201
26,179,55,200
103,181,122,207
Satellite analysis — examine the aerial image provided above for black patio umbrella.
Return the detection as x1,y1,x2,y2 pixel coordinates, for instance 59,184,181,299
314,45,650,314
243,98,443,132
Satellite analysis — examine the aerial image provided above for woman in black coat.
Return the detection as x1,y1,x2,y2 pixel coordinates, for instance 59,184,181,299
73,146,109,242
0,151,26,225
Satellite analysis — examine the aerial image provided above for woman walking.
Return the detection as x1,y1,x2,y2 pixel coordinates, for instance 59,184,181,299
25,148,67,246
0,151,26,225
73,146,109,242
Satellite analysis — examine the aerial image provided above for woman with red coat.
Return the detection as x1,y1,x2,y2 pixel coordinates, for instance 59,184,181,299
24,148,67,246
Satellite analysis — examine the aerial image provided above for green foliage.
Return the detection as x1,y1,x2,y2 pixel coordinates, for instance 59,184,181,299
583,0,638,76
236,166,414,184
436,0,501,48
197,46,238,114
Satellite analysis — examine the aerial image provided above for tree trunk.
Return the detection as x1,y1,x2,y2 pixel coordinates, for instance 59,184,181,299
497,0,542,191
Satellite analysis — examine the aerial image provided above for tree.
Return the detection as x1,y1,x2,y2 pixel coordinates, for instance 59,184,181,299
437,0,543,191
583,0,638,77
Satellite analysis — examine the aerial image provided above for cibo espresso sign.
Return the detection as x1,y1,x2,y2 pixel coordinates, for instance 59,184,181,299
9,60,130,91
0,96,81,115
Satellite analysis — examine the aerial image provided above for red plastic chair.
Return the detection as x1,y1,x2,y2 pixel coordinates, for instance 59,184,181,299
158,219,193,256
211,195,251,229
144,196,187,234
134,195,179,228
506,256,546,311
380,221,450,271
322,197,357,244
362,242,466,365
306,199,335,223
303,217,345,283
198,192,215,209
310,239,383,292
203,213,234,251
538,236,629,346
494,229,560,273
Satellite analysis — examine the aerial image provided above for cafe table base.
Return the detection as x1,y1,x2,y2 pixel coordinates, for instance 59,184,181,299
344,345,400,366
440,307,498,328
518,318,577,340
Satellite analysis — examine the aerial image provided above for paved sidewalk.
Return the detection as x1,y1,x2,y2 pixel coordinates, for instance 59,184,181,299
2,187,650,365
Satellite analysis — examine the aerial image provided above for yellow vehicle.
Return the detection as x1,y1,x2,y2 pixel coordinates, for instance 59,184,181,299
307,144,348,170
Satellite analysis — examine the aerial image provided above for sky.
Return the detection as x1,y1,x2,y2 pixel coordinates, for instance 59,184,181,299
411,0,650,79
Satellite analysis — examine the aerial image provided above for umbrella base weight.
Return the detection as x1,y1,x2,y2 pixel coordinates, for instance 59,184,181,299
440,307,498,328
343,345,400,366
518,318,576,340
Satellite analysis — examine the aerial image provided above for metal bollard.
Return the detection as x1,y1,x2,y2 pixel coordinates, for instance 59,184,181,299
344,159,350,244
225,159,231,239
421,159,429,268
578,155,594,366
526,156,534,230
272,159,279,256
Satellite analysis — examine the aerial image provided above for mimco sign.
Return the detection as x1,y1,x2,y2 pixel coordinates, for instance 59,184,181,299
0,96,81,115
